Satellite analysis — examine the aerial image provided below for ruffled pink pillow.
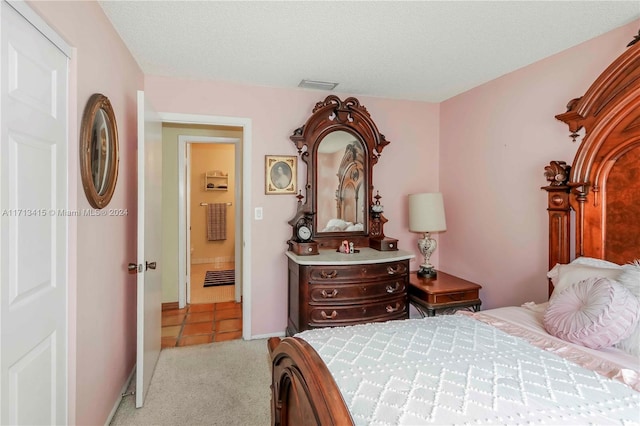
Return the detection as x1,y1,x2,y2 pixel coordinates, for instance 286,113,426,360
543,277,640,349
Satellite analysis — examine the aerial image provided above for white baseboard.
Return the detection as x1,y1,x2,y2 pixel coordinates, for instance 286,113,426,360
104,365,136,426
249,331,286,340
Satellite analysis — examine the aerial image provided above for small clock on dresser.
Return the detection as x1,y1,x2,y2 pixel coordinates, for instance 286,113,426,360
296,222,312,242
287,209,319,256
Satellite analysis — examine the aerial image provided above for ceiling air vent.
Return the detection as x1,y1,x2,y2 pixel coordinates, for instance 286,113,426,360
298,79,338,91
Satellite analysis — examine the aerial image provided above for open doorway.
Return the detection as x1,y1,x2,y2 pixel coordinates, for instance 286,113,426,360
187,141,238,304
158,115,253,341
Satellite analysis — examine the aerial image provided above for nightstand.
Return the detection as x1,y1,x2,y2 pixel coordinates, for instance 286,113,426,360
408,271,482,317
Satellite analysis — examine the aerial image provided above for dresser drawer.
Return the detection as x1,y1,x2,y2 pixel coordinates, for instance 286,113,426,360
309,279,405,303
308,296,407,327
308,261,407,283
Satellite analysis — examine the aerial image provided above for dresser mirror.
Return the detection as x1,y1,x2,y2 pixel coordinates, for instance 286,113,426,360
290,95,392,249
316,130,366,234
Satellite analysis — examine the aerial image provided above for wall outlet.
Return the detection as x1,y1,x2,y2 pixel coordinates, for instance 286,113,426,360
254,207,263,220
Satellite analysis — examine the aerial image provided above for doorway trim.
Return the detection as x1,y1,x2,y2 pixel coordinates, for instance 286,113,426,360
178,135,241,306
159,112,252,340
7,1,71,57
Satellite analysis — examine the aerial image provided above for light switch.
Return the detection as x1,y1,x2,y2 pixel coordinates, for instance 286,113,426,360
255,207,263,220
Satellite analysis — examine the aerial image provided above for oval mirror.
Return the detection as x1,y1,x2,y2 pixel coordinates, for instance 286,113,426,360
80,94,119,209
316,131,366,234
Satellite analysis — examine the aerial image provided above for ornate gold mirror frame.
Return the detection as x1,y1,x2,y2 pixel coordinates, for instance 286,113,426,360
79,93,119,209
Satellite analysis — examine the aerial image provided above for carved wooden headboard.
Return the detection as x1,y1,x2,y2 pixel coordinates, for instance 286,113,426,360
544,34,640,295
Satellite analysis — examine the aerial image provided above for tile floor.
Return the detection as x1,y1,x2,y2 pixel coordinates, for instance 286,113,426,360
161,301,242,348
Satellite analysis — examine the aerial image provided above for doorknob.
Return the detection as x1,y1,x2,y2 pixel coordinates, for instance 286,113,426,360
146,261,157,271
128,263,139,274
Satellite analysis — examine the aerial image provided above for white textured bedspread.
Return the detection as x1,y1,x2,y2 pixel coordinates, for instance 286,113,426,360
297,315,640,425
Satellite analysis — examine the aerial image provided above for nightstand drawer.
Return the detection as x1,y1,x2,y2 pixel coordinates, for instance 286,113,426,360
430,289,479,304
309,279,406,303
308,261,407,283
308,296,407,326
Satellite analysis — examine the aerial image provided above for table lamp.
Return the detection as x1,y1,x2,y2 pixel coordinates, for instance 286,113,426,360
408,193,447,278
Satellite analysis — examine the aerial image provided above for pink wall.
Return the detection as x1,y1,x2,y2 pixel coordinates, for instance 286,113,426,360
439,20,639,309
144,79,439,336
28,2,143,424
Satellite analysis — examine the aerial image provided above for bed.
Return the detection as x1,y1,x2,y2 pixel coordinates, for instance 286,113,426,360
268,35,640,425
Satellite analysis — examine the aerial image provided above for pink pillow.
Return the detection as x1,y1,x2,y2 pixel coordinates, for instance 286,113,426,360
546,263,622,297
543,277,640,349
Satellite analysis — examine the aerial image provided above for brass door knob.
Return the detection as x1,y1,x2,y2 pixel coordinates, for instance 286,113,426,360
146,261,157,270
128,263,138,274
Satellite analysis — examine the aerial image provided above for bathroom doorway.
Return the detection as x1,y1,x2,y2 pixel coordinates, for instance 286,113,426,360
176,132,243,307
188,142,237,304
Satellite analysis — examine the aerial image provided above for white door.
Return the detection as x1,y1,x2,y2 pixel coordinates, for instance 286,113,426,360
135,90,162,408
0,2,69,424
185,143,191,305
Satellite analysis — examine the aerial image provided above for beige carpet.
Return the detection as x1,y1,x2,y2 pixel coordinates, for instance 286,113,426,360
110,339,271,425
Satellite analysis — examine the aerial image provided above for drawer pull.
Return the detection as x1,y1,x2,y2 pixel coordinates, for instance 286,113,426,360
320,310,338,319
386,303,401,313
386,283,400,293
321,289,338,298
387,265,402,275
320,270,338,279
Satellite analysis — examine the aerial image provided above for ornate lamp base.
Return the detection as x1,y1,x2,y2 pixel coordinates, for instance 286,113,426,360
416,232,437,279
417,266,437,278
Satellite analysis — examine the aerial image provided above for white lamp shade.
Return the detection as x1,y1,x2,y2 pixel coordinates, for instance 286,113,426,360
408,193,447,233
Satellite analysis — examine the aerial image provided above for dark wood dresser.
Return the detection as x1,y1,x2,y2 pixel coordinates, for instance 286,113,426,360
285,248,415,335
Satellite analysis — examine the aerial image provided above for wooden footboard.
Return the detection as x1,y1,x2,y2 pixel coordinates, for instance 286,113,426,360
268,337,353,426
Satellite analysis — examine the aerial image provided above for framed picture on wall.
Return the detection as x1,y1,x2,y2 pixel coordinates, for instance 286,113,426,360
265,155,296,194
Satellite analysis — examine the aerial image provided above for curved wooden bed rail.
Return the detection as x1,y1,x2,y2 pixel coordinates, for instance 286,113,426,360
268,337,353,426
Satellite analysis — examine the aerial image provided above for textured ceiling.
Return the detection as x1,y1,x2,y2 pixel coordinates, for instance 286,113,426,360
99,1,640,102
